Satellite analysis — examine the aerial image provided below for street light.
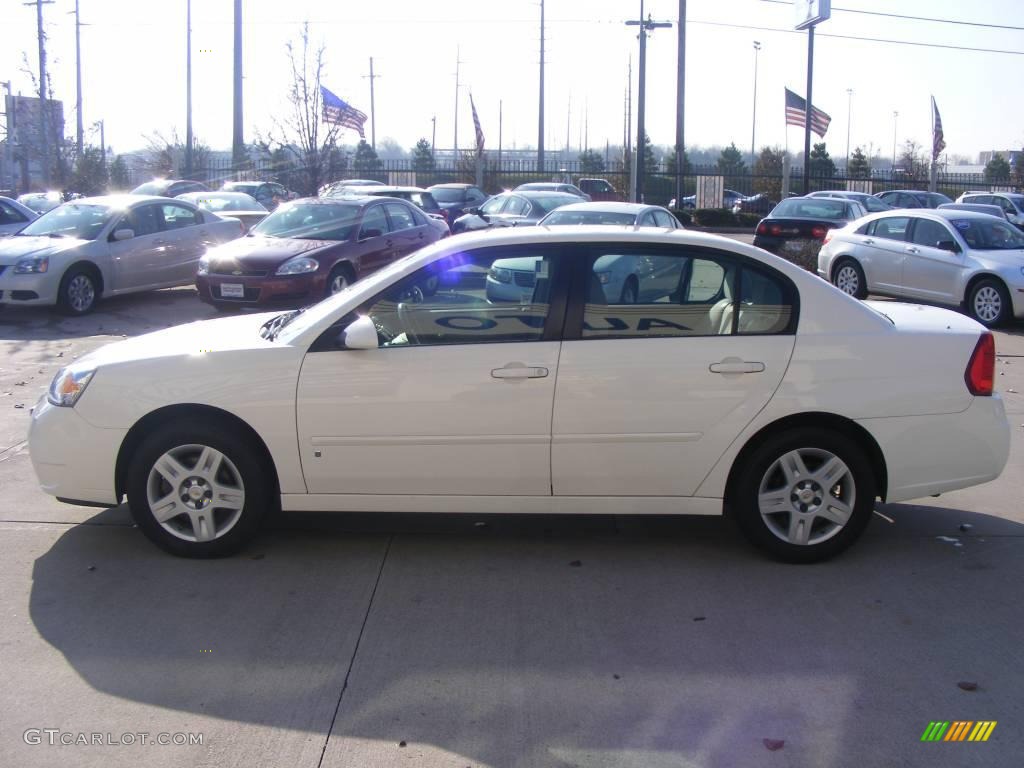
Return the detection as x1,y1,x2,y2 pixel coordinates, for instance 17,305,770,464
750,41,761,167
625,1,671,203
845,88,852,175
892,110,899,172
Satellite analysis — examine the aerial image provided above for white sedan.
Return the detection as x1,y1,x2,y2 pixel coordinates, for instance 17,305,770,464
28,228,1009,562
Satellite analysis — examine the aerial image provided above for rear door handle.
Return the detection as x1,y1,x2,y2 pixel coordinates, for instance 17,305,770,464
862,238,874,245
709,358,765,374
491,363,549,380
905,246,920,254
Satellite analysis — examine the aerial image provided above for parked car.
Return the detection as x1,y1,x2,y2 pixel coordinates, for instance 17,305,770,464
732,193,777,215
325,185,448,225
818,209,1024,327
426,183,488,220
195,196,447,310
17,191,64,215
28,227,1009,564
514,182,591,201
131,179,210,197
955,192,1024,229
807,190,893,213
875,190,953,209
318,179,385,197
938,203,1009,221
452,191,579,233
577,178,622,202
0,196,39,236
753,197,867,256
678,188,748,210
221,181,296,211
539,201,681,229
176,191,269,232
0,195,244,315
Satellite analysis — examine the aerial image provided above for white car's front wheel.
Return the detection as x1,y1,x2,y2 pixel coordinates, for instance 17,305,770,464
967,278,1010,328
127,419,271,557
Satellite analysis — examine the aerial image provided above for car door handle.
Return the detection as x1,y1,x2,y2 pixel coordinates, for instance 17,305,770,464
709,358,765,374
154,238,166,245
862,238,874,245
491,364,549,380
905,246,920,254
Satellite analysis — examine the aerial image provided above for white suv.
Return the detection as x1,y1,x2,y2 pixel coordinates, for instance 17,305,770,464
956,192,1024,229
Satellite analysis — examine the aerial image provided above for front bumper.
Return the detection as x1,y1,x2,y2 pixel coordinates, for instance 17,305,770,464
0,267,59,305
197,271,325,308
28,396,125,506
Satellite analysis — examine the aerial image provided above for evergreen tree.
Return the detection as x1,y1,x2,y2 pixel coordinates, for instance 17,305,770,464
665,146,691,175
578,149,605,173
108,155,130,190
752,146,784,200
411,138,435,172
69,146,109,195
808,142,836,177
848,146,870,178
716,142,746,174
985,153,1011,182
353,140,382,174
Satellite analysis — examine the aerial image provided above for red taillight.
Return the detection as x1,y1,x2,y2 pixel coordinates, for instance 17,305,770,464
811,225,829,239
756,222,768,235
965,332,995,396
769,224,783,236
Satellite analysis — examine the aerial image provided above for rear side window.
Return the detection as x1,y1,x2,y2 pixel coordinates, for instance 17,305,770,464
385,203,416,231
738,266,795,334
0,201,28,225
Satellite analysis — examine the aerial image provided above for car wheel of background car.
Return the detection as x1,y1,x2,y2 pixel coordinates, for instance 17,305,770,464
732,427,875,563
620,276,639,304
56,266,99,316
967,278,1010,328
325,265,352,297
127,418,271,558
832,259,867,300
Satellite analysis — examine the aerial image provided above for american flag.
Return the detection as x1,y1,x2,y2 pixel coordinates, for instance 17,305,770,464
469,93,485,155
931,95,946,160
320,86,367,138
785,88,831,138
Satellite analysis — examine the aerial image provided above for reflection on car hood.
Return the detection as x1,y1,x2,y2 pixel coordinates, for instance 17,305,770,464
204,235,339,269
0,236,87,263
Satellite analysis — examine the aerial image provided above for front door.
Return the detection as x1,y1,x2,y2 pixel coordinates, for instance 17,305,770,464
383,201,427,259
858,215,910,294
900,217,962,304
552,243,797,497
158,202,208,284
295,243,568,496
353,202,393,277
109,203,170,291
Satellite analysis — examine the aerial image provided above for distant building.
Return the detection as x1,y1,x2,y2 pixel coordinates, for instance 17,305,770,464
3,94,65,193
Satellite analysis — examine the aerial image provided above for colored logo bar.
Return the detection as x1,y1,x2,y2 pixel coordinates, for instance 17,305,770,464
921,721,997,742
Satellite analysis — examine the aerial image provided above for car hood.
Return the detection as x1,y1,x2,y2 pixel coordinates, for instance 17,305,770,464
204,235,340,269
0,236,89,264
75,312,282,370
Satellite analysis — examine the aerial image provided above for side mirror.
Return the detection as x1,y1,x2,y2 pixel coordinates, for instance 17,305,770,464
936,240,960,253
467,207,481,216
340,315,378,350
360,228,383,240
113,228,135,241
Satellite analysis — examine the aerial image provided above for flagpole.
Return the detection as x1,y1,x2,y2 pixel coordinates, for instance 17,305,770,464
929,95,938,194
802,25,814,195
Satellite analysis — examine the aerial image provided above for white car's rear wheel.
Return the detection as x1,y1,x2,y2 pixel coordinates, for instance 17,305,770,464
127,420,270,557
733,428,875,562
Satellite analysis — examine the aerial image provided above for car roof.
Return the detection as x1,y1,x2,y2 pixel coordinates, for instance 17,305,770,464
428,183,476,189
501,190,581,200
544,201,661,214
56,194,173,207
359,186,429,193
938,203,1004,214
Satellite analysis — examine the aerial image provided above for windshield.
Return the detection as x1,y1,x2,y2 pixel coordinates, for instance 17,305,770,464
183,193,266,212
863,196,890,212
249,201,360,240
429,188,465,202
926,193,953,207
950,217,1024,250
531,195,576,214
17,203,114,240
19,194,62,213
225,183,259,195
543,210,636,226
132,181,169,195
771,198,851,220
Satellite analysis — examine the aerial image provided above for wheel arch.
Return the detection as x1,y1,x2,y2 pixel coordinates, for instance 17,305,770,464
326,258,358,283
724,411,888,509
114,403,281,504
61,259,106,296
829,253,861,282
962,272,1008,306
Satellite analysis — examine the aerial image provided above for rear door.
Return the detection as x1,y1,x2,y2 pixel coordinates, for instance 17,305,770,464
901,217,963,303
552,243,797,498
383,201,426,259
158,202,211,283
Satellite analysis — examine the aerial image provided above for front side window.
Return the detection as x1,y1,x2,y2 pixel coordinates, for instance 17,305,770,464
503,197,529,216
362,247,561,348
0,201,28,225
359,205,388,238
122,204,163,237
869,216,910,241
653,210,677,228
911,219,953,248
480,196,506,215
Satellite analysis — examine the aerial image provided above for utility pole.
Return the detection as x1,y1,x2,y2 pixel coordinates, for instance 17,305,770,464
892,111,898,171
802,25,814,194
364,57,380,151
185,0,193,179
1,80,13,194
96,118,104,174
674,0,686,209
232,0,244,166
626,56,632,181
453,46,462,155
750,40,760,167
431,115,436,158
25,0,54,187
845,88,853,175
73,0,83,158
565,93,571,157
626,2,671,203
498,99,503,168
537,0,545,171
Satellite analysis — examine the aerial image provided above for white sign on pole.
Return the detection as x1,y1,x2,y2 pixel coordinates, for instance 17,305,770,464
795,0,831,30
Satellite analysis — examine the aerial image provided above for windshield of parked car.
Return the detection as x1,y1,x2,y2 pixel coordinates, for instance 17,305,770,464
18,194,62,213
16,203,114,240
181,193,266,212
926,193,953,207
862,196,890,212
949,217,1024,250
248,201,360,240
429,188,466,202
771,198,851,220
542,210,636,226
224,183,259,195
530,196,577,215
131,181,170,195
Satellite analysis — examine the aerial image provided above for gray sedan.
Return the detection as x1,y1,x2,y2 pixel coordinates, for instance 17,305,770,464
0,196,38,237
0,195,244,315
818,209,1024,327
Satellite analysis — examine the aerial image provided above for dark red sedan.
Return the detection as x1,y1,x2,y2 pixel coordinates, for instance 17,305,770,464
196,196,447,309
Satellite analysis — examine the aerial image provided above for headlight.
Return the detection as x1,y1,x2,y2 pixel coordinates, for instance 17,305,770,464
275,257,319,275
47,366,95,407
489,267,512,283
14,256,49,274
197,256,210,276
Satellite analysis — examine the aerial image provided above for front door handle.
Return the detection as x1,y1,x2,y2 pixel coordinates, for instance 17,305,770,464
709,358,765,374
862,238,875,245
154,239,167,245
491,363,549,380
905,246,920,254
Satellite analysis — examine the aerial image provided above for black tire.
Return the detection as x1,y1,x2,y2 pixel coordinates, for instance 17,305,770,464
832,258,867,300
324,264,353,298
126,418,272,558
966,278,1010,328
56,266,99,315
731,427,876,563
620,276,639,304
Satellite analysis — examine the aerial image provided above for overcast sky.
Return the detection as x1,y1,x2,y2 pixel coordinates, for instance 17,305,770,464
2,0,1020,161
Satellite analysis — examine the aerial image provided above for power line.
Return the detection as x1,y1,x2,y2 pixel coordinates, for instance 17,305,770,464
760,0,1024,32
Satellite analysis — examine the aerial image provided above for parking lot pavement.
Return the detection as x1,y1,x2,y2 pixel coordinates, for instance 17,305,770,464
2,285,1023,767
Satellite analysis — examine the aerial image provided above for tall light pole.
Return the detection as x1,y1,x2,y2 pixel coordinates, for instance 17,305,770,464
185,0,193,178
625,2,671,203
750,40,761,166
430,115,436,158
891,110,898,171
364,57,379,151
845,88,852,175
537,0,545,171
453,46,462,155
674,0,686,211
232,0,243,166
73,0,83,158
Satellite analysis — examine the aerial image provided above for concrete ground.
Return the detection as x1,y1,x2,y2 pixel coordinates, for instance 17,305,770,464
1,270,1022,767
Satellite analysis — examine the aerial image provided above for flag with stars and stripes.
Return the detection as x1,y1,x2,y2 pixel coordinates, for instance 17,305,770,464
931,95,946,161
785,88,831,138
320,86,367,138
470,93,485,156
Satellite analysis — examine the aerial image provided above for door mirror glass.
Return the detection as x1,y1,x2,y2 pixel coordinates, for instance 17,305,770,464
112,228,135,241
341,315,379,350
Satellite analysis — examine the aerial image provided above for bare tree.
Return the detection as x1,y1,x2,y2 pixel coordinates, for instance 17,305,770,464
257,23,347,196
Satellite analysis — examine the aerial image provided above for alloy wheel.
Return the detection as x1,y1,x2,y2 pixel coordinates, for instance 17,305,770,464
67,274,96,313
973,286,1002,324
835,265,860,296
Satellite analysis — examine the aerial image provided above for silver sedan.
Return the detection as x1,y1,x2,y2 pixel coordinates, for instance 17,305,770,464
0,196,39,236
0,195,244,315
818,209,1024,327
